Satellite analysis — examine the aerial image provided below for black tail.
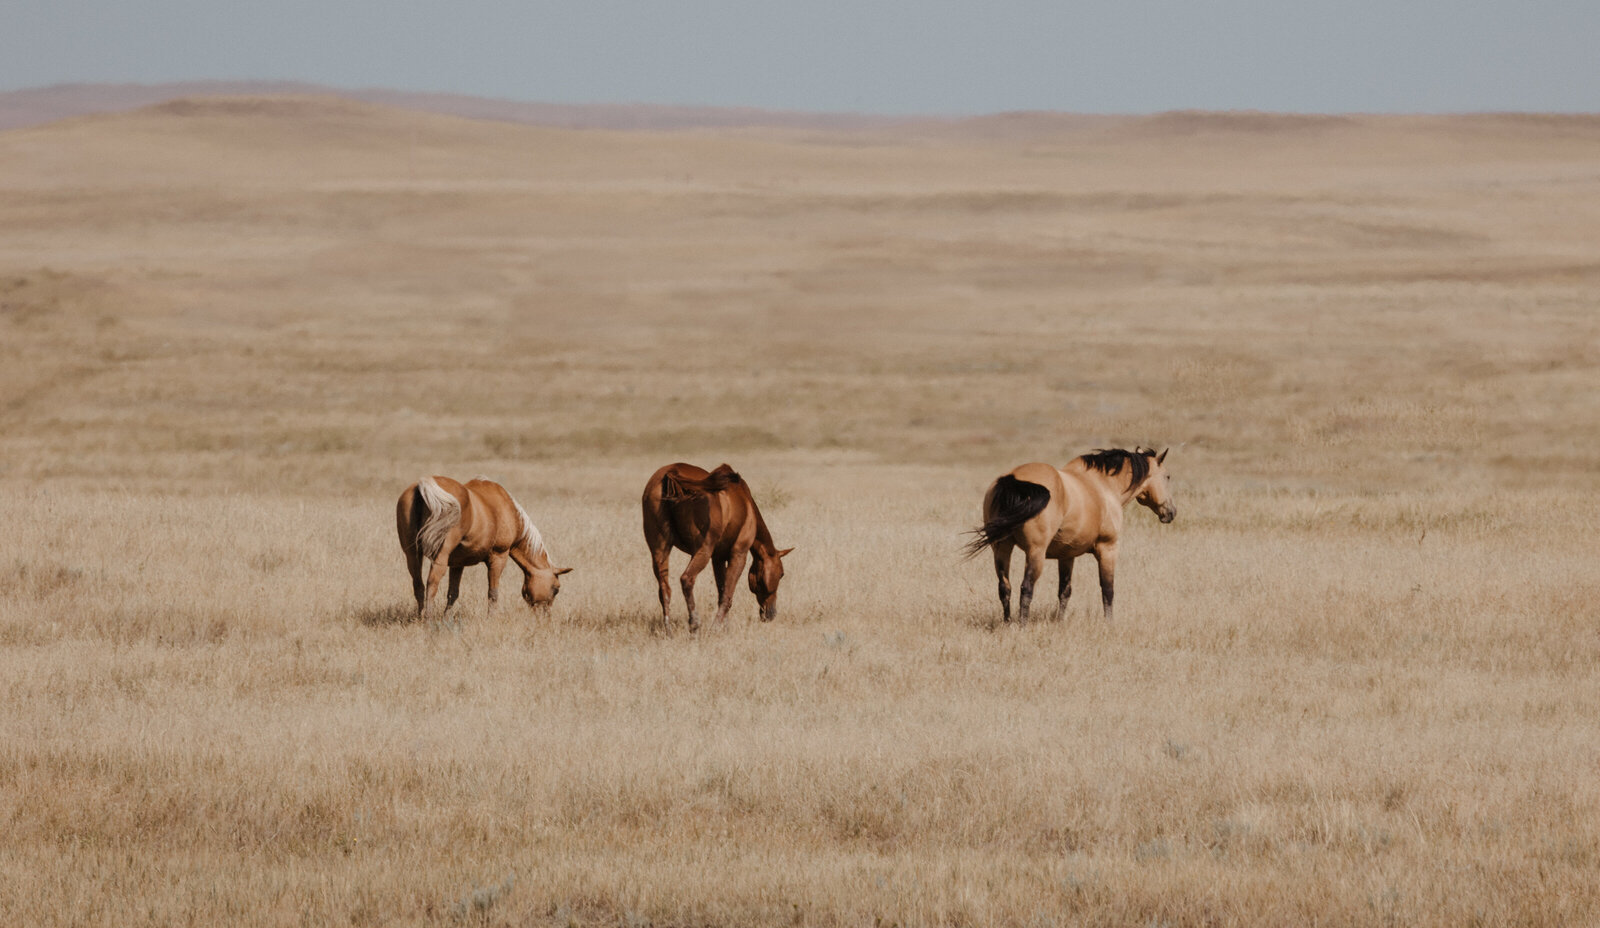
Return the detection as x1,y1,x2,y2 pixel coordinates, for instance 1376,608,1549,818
961,475,1051,559
661,463,742,502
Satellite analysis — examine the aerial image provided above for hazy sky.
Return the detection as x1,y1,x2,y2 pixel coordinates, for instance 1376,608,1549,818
7,1,1599,114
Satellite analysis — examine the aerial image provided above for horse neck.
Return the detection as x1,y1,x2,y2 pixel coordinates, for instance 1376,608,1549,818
511,537,552,574
1080,464,1142,508
748,498,777,557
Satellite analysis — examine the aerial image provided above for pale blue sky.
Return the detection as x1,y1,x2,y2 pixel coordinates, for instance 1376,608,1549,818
6,1,1598,114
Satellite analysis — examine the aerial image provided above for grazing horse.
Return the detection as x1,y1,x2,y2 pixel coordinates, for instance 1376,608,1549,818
642,463,793,631
964,447,1176,624
396,476,571,616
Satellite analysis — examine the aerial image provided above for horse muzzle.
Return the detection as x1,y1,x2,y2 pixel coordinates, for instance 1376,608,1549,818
1158,505,1176,524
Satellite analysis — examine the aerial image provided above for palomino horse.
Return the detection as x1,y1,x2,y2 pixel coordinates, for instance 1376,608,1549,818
964,447,1175,624
642,463,793,631
396,476,571,616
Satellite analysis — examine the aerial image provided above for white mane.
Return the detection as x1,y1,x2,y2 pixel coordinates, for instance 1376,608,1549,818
512,497,546,558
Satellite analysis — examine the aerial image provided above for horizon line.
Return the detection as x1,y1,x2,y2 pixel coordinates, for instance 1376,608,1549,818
5,79,1600,123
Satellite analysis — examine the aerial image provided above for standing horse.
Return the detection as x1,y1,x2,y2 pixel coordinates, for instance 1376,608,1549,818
964,447,1176,624
396,476,571,616
642,463,793,632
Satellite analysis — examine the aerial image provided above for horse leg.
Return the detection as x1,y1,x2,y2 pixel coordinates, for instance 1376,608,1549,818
1057,555,1075,620
716,550,748,625
1094,542,1118,623
710,553,731,626
422,548,453,617
1018,547,1046,625
445,566,464,613
648,543,675,633
406,547,426,616
486,554,507,613
644,510,677,633
679,545,714,632
991,540,1014,622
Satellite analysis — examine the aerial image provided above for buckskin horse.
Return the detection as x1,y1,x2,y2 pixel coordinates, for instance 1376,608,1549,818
642,463,793,632
396,476,571,616
964,447,1176,624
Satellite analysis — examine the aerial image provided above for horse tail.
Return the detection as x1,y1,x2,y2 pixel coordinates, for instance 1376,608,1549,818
413,476,462,561
661,463,742,502
961,474,1051,559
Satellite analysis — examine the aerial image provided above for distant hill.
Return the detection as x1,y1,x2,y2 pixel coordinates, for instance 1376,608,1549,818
4,82,1596,142
0,81,914,133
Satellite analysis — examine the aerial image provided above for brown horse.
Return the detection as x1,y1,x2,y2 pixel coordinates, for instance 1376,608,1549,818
642,463,793,631
396,476,571,616
964,447,1175,624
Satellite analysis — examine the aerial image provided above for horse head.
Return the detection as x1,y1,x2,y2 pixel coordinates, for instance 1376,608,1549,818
1134,447,1177,523
747,545,794,621
522,566,574,608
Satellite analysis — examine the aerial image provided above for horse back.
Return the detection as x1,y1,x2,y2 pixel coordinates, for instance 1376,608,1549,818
1050,464,1117,551
460,478,527,554
643,463,750,554
711,479,759,552
970,462,1107,556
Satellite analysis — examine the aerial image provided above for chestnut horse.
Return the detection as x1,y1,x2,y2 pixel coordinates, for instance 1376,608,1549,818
396,476,571,616
964,447,1175,624
642,463,793,631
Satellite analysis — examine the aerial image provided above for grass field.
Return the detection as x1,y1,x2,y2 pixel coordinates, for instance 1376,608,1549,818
2,97,1599,926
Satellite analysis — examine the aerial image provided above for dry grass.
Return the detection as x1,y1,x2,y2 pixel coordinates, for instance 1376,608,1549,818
2,97,1599,926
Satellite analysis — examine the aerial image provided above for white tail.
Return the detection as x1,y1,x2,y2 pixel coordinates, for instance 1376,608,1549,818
413,477,461,561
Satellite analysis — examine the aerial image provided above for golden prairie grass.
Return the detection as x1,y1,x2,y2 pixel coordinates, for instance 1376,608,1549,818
1,97,1599,926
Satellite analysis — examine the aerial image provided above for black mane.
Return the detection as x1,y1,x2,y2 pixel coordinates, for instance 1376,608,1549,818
1079,447,1154,489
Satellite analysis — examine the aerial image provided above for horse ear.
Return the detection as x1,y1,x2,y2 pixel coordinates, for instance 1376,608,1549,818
553,567,574,576
777,547,795,558
1157,448,1168,464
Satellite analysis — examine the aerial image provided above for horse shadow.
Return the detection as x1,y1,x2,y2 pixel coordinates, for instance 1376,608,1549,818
960,607,1074,631
353,602,424,628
